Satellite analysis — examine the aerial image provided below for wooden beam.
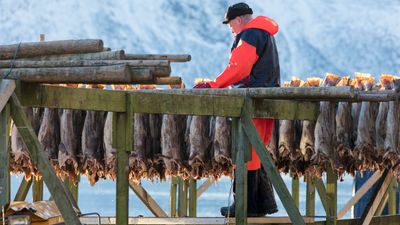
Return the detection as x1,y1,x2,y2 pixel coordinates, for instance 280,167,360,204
125,54,191,62
177,178,188,217
16,83,126,112
0,80,15,112
129,181,168,217
305,175,315,219
337,170,381,219
360,170,393,225
326,167,337,225
235,119,248,225
388,177,397,215
14,179,32,201
315,178,328,213
254,99,319,121
114,110,130,225
240,99,305,225
0,103,10,209
375,191,389,216
9,93,81,224
188,177,197,217
32,176,44,202
292,176,300,208
196,178,213,198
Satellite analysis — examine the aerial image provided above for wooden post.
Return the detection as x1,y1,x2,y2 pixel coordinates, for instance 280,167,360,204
306,175,315,219
240,98,306,225
32,176,44,202
170,176,178,217
10,93,81,224
0,103,10,209
326,166,337,225
236,117,248,225
388,178,397,215
178,178,188,217
292,175,300,208
14,179,32,201
188,177,197,217
114,111,130,225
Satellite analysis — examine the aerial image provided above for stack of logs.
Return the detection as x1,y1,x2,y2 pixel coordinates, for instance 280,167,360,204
0,39,186,85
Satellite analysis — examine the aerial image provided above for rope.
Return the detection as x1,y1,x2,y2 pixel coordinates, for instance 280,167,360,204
3,42,21,80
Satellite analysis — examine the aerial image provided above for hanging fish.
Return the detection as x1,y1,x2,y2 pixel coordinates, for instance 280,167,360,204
266,119,279,164
311,73,340,177
335,76,354,176
148,113,165,180
103,112,116,180
58,109,79,183
211,116,232,179
188,115,212,179
375,75,393,170
350,74,364,163
354,73,376,171
300,77,322,176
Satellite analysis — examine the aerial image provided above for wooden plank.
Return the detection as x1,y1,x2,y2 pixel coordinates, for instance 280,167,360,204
114,110,130,225
337,170,381,219
360,170,393,225
236,120,248,225
129,181,168,217
130,92,244,117
326,167,337,225
240,99,306,225
253,99,319,121
388,177,397,215
188,177,197,217
196,178,212,198
0,103,10,208
14,179,32,201
170,177,178,217
32,176,44,202
315,178,328,213
16,83,126,112
291,176,300,208
305,175,315,219
0,80,16,112
9,93,81,224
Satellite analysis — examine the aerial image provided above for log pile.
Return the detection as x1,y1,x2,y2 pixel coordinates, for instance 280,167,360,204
0,39,186,85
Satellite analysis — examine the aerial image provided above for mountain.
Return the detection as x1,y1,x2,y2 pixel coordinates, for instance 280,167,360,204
1,0,399,85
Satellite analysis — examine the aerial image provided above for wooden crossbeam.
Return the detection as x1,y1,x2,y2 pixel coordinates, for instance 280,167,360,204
240,99,305,225
337,170,381,219
0,80,15,112
196,178,213,198
360,169,393,225
315,178,328,213
9,93,81,224
129,181,168,217
14,179,32,201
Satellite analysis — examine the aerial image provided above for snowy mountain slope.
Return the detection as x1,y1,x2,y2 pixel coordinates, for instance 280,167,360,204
1,0,399,85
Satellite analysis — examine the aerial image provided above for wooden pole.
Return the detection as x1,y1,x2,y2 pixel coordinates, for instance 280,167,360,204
292,176,300,208
129,181,168,217
188,177,197,217
388,177,397,215
32,176,44,202
326,166,337,225
0,103,10,209
170,177,178,217
125,54,191,62
305,175,315,219
14,179,32,201
235,118,248,225
0,39,104,60
21,50,125,61
155,77,182,85
0,59,170,68
0,65,158,84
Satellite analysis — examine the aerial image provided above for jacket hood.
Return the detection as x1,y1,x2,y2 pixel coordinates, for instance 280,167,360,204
243,16,278,35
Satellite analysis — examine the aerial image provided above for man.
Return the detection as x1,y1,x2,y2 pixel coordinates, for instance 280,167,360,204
194,2,280,217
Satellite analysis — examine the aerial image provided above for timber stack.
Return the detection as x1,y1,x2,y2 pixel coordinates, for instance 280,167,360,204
0,39,186,85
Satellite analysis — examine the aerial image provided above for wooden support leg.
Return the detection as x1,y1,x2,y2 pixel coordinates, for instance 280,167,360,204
170,176,178,217
178,178,188,217
236,118,248,225
114,112,130,225
0,103,10,209
240,99,305,225
326,166,337,225
292,175,300,208
33,176,44,202
10,93,81,225
188,177,197,217
306,175,315,220
14,179,32,201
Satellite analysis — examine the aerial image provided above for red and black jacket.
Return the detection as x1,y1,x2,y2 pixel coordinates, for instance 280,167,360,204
209,16,280,88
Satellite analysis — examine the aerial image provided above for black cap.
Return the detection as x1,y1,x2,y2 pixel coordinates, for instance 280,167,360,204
222,2,253,24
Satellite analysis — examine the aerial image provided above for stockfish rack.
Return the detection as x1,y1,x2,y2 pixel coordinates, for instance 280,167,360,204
0,39,399,225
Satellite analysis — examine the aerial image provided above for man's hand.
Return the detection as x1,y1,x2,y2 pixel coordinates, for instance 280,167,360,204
193,82,211,88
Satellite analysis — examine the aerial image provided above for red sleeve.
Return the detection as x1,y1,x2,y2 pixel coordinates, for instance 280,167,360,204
209,40,259,88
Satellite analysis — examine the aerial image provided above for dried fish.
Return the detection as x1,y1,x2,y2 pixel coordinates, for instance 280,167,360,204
103,112,116,180
211,116,232,179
